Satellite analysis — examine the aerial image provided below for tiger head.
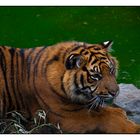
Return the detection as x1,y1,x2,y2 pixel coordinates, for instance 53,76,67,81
63,41,119,109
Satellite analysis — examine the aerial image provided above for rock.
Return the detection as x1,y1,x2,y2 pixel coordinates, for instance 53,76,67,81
114,84,140,124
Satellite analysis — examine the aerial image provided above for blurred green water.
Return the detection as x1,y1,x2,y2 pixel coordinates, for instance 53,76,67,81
0,7,140,88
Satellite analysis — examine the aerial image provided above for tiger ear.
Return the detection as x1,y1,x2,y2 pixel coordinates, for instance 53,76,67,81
101,41,113,51
65,54,85,69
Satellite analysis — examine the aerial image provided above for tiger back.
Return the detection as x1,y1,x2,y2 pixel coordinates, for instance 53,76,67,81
0,41,140,133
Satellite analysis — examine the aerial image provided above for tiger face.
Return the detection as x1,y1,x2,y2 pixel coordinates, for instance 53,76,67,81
63,41,119,110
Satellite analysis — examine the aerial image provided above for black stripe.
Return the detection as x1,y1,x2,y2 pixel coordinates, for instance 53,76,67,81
0,49,12,110
70,45,83,52
48,83,68,102
83,51,89,55
16,52,25,109
61,107,84,112
83,68,92,83
27,57,32,80
41,55,48,77
82,66,89,76
87,46,95,49
45,70,68,104
61,75,67,96
47,55,59,65
88,53,94,63
26,48,36,81
100,57,107,60
79,49,85,54
62,48,71,64
81,66,92,84
19,48,25,82
91,59,98,65
19,48,25,58
2,89,6,112
91,86,98,93
32,72,64,118
32,47,46,64
31,50,55,113
99,61,108,68
44,55,59,79
33,47,46,77
49,110,64,118
74,72,79,89
80,74,84,87
92,52,106,56
32,48,47,103
1,89,6,118
47,81,69,107
62,43,83,64
9,48,19,110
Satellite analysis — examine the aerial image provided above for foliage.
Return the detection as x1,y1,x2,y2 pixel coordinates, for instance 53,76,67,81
0,110,62,134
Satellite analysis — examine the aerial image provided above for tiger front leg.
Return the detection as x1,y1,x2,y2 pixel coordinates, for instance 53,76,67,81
59,107,140,133
98,107,140,133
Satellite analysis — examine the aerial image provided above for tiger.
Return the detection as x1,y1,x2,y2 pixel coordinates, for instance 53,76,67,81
0,41,140,133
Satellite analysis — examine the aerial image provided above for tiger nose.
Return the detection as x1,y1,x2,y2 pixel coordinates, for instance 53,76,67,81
108,88,119,98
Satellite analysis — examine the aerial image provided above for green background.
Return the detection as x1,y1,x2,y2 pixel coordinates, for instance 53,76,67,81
0,7,140,88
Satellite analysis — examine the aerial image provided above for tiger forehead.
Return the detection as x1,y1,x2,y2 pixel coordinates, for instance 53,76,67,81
70,43,106,55
82,48,108,61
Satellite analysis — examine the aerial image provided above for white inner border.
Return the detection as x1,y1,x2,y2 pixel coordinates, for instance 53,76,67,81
0,0,140,139
0,0,140,6
1,134,140,140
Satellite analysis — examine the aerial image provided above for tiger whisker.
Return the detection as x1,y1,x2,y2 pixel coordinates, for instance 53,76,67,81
86,96,98,107
101,99,104,108
93,99,100,110
88,103,96,112
99,98,104,108
92,103,97,110
88,97,99,112
88,96,98,103
97,97,103,109
96,100,101,110
87,96,105,112
88,102,96,112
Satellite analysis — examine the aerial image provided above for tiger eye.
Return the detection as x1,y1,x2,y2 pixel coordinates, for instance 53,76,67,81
90,73,102,81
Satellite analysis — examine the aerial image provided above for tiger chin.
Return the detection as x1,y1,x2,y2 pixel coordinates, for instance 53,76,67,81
0,41,140,133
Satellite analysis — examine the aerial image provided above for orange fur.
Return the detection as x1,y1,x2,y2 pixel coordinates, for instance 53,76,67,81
0,41,140,133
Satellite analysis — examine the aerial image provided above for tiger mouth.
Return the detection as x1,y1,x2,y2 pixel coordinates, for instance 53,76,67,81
86,94,116,112
74,87,118,111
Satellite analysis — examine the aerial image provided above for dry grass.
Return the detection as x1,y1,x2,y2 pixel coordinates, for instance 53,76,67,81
0,110,63,134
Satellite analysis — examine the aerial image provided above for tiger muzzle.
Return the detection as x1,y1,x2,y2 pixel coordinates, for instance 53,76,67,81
95,76,120,102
